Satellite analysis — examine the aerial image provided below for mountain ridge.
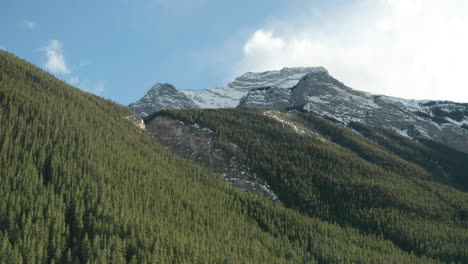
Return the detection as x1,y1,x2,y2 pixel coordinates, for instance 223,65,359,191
131,67,468,153
130,67,322,116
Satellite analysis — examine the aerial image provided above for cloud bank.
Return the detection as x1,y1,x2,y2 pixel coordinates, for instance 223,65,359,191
240,0,468,102
44,40,70,75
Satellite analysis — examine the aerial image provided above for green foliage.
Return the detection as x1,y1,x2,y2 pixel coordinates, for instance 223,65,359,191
0,51,444,263
159,108,468,263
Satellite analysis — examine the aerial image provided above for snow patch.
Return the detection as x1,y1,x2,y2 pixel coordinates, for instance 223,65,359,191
182,87,247,108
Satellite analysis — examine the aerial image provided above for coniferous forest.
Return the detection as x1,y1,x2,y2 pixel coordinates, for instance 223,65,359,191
1,50,468,263
157,108,468,263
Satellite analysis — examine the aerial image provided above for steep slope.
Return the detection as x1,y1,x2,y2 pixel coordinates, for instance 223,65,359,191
129,83,199,117
153,108,468,263
1,51,446,263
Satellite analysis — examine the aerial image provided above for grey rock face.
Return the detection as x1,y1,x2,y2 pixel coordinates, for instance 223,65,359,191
238,87,292,108
129,83,199,117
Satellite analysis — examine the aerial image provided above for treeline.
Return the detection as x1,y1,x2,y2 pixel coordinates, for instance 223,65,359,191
159,108,468,263
0,51,444,263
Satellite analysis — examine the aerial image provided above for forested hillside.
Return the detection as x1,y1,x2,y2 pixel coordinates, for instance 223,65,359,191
156,108,468,263
1,51,452,263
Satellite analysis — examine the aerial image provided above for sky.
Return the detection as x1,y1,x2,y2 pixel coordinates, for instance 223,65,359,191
2,0,468,104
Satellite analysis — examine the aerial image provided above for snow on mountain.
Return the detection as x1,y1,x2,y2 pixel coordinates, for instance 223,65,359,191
227,67,328,91
181,87,246,108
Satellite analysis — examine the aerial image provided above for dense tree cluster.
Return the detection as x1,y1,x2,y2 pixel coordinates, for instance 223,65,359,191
159,108,468,263
0,51,447,263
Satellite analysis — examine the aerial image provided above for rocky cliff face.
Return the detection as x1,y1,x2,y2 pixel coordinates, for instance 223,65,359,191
130,68,468,153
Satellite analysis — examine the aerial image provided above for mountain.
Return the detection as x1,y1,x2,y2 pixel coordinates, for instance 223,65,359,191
5,49,457,263
131,67,468,153
130,67,321,115
129,83,199,117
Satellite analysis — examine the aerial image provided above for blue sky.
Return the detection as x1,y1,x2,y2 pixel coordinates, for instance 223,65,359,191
2,0,322,104
2,0,468,103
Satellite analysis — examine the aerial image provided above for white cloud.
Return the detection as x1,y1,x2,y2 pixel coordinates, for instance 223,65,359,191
43,40,70,75
239,0,468,102
41,42,101,94
243,30,284,55
23,20,36,30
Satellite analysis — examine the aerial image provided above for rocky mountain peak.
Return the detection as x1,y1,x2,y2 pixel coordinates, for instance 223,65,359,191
150,83,177,92
129,83,199,117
